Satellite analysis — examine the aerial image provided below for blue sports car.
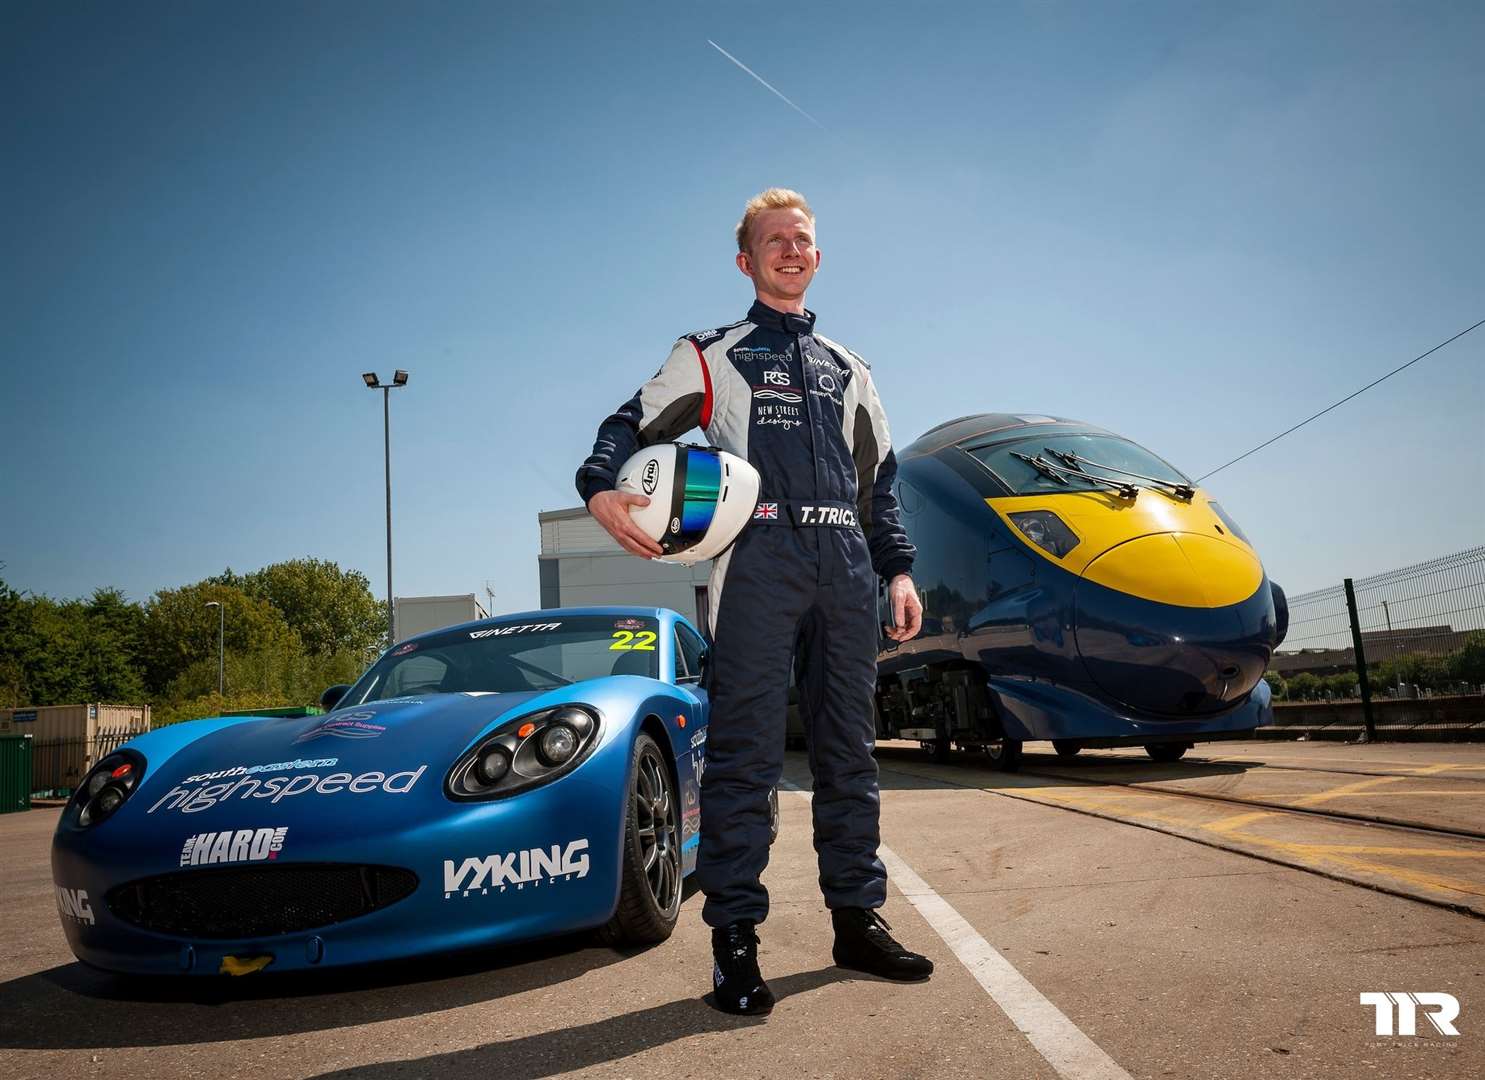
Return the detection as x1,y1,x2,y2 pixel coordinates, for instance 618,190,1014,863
52,607,745,976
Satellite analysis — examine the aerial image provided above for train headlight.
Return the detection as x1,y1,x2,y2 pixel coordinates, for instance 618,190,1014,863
1009,510,1080,559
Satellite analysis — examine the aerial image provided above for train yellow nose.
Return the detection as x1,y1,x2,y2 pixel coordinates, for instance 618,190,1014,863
1081,533,1263,609
1074,533,1272,716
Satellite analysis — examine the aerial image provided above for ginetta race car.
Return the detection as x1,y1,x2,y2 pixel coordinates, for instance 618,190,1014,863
52,607,730,976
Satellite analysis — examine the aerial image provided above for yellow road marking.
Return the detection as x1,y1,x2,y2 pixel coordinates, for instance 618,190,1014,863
1289,776,1407,806
1204,811,1280,833
894,765,1485,905
1244,789,1485,798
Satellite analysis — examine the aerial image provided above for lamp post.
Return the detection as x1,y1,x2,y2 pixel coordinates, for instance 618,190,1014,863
204,601,224,695
363,370,409,648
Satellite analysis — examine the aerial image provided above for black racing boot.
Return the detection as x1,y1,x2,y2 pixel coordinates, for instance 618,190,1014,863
709,921,774,1016
831,908,934,982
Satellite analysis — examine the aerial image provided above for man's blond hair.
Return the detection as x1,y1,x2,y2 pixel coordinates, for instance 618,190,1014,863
736,188,814,253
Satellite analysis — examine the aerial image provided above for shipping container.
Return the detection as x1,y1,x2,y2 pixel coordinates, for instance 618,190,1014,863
0,704,150,796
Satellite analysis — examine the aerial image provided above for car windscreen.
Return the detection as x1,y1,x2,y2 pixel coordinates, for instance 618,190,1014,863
338,615,661,705
966,433,1190,496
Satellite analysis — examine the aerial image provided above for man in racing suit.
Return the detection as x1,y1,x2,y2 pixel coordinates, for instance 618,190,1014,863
576,188,932,1015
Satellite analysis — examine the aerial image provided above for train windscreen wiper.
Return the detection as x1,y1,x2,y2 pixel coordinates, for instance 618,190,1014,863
1043,448,1194,500
1011,451,1138,499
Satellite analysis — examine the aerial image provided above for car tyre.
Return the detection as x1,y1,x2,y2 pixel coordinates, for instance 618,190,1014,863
1144,743,1191,763
599,732,682,947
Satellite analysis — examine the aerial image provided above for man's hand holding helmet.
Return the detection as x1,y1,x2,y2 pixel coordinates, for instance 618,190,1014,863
587,490,663,559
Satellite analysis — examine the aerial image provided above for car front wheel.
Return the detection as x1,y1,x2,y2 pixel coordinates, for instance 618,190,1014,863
599,733,682,946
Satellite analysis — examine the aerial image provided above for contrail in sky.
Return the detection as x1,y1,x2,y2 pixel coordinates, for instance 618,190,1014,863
707,39,826,130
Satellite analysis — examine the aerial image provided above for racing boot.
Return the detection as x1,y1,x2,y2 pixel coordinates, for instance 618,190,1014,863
831,907,934,982
710,921,774,1016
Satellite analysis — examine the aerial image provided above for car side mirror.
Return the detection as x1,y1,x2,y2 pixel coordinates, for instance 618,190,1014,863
697,649,709,677
320,684,351,710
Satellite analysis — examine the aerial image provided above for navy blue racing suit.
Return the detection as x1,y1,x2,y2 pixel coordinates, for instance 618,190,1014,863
576,300,915,927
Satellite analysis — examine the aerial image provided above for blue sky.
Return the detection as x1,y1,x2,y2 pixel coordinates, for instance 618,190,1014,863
3,1,1481,616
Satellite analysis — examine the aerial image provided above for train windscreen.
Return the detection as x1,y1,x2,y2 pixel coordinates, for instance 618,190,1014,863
966,434,1190,496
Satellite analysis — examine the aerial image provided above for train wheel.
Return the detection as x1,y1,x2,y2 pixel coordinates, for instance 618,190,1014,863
1144,743,1191,763
922,739,952,763
985,738,1023,772
1052,740,1082,759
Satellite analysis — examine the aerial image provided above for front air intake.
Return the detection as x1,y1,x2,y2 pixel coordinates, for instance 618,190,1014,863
107,864,418,939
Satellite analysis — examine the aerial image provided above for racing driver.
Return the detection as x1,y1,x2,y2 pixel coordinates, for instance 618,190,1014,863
576,187,933,1015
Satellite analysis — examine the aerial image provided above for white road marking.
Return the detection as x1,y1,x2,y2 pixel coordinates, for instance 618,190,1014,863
782,783,1132,1080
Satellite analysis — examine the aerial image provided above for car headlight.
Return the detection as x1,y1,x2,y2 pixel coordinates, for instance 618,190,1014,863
71,750,146,827
447,705,600,800
1008,510,1080,558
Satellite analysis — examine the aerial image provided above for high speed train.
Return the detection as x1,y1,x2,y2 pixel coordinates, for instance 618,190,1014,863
859,413,1287,769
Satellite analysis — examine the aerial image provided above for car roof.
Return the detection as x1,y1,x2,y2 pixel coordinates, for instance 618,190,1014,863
399,605,689,645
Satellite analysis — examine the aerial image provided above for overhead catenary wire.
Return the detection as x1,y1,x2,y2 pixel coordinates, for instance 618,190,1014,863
1196,317,1485,482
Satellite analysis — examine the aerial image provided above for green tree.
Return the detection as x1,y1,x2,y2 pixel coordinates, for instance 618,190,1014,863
1287,673,1321,701
1322,673,1360,700
141,583,301,696
1262,671,1287,701
0,577,27,706
16,595,92,705
80,588,147,702
210,559,384,660
1448,632,1485,685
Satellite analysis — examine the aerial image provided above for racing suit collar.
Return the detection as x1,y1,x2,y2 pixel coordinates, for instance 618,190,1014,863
748,299,816,336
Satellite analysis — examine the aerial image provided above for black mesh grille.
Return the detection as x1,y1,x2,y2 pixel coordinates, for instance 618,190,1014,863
107,864,418,939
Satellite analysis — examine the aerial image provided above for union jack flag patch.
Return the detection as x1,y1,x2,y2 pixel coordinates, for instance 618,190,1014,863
753,502,779,520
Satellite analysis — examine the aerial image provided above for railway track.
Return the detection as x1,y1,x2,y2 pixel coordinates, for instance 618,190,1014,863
1013,758,1485,842
870,745,1485,919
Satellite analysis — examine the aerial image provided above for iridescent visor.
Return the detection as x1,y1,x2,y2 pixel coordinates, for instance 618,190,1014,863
662,448,721,554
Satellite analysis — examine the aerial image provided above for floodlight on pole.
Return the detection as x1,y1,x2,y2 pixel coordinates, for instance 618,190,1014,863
363,370,410,647
204,601,224,696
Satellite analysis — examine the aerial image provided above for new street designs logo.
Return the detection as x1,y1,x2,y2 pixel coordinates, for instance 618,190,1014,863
180,826,288,867
443,838,591,897
1360,992,1460,1036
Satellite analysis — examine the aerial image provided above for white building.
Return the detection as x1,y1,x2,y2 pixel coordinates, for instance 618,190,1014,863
538,506,713,629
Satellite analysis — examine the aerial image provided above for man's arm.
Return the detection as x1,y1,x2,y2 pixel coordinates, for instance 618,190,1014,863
848,362,922,641
850,367,916,582
575,338,714,556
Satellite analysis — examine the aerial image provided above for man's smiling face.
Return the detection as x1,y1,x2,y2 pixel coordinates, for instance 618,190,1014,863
738,207,819,307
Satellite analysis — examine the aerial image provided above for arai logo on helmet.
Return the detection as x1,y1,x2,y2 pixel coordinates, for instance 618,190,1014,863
670,517,681,534
641,459,659,495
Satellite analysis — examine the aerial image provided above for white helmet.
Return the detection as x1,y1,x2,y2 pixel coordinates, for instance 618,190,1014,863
615,444,760,565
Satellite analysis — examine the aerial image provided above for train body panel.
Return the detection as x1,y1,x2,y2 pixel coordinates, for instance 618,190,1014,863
857,413,1286,763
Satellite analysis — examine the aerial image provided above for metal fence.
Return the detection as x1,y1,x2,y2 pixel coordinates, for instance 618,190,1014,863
1271,546,1485,736
30,731,134,798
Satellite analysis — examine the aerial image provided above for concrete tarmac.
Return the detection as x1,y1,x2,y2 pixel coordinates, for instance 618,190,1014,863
2,741,1482,1079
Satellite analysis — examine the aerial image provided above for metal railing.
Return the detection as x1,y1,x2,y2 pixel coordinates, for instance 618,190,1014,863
29,731,136,798
1271,546,1485,737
